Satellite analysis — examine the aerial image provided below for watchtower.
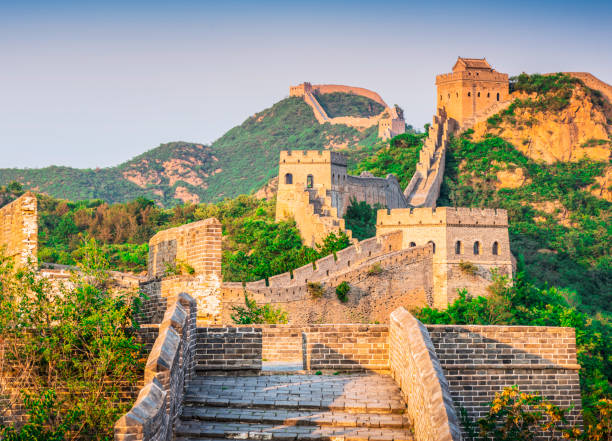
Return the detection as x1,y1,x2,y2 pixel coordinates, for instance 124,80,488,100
435,57,509,126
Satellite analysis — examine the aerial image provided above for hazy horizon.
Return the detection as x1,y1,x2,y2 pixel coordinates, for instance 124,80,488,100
1,0,611,169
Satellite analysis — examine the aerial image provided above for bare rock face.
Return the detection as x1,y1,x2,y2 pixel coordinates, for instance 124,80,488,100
496,167,530,190
254,176,278,200
588,167,612,202
472,86,611,164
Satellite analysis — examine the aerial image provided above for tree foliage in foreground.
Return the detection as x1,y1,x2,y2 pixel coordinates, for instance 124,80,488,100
0,240,145,440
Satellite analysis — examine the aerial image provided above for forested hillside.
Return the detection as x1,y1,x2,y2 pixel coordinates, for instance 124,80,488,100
0,95,385,206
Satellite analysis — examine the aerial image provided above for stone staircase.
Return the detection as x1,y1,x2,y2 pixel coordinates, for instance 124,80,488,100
175,373,413,441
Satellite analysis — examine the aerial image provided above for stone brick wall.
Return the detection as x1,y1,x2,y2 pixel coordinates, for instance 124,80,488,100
147,218,221,279
115,293,197,441
220,243,433,324
303,324,389,372
377,207,513,308
144,217,222,325
0,193,37,266
427,325,583,431
195,327,262,372
261,325,304,362
389,308,462,441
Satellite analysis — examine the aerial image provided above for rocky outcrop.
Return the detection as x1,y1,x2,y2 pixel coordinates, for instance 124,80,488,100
471,85,611,164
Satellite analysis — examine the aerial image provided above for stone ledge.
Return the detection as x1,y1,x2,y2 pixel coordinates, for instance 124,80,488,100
441,363,581,371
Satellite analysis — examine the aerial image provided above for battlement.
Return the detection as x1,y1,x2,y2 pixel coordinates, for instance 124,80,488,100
377,207,508,227
436,70,509,84
280,150,347,166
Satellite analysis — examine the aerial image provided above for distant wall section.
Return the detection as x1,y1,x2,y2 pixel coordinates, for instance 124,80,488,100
0,193,37,266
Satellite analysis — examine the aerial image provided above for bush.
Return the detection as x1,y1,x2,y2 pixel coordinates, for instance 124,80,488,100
0,239,145,440
0,390,82,441
468,386,580,441
307,282,324,299
230,292,288,324
335,281,350,302
367,263,383,276
458,260,478,276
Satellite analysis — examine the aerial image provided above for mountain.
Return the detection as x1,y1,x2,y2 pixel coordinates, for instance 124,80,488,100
0,95,382,206
437,74,611,314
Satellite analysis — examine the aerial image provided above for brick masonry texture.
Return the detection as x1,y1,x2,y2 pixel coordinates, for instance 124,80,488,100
427,325,583,432
114,292,198,441
0,193,37,266
220,243,433,324
195,327,263,371
303,324,389,372
389,308,461,441
143,217,222,325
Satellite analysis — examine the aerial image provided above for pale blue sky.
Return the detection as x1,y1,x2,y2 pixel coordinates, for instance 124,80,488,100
1,0,611,168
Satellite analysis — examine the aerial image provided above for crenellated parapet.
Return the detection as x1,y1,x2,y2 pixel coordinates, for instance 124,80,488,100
377,207,508,227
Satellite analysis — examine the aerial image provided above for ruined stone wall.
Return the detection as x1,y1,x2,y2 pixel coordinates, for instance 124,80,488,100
147,218,221,279
427,324,583,435
144,218,222,325
0,193,37,266
377,207,512,308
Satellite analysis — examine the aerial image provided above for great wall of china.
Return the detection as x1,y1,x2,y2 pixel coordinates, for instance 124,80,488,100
290,82,406,140
3,57,610,440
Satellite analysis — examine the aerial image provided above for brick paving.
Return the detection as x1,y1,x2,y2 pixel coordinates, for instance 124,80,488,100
176,373,413,441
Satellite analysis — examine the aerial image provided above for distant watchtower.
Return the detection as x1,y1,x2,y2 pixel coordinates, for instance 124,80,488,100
435,57,509,126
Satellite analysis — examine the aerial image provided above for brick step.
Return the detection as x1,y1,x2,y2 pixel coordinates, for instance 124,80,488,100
174,421,414,441
182,396,404,414
184,374,405,414
181,407,410,429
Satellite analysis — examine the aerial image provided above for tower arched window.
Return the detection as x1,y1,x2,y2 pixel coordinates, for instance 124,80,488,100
409,242,416,247
467,92,471,97
492,241,499,255
306,174,314,188
473,241,480,255
487,92,490,98
285,173,293,184
477,92,481,97
455,240,462,255
427,241,435,254
496,92,500,101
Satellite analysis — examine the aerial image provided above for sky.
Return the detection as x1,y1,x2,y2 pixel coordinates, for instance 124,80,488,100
1,0,611,169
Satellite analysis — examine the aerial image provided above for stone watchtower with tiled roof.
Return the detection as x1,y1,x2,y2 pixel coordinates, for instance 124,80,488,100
435,57,509,126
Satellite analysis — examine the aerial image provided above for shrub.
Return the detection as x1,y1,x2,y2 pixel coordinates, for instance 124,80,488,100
0,239,145,440
472,386,580,441
459,260,478,276
367,263,383,276
164,259,195,276
336,281,350,302
0,390,82,441
307,282,324,299
230,292,288,324
487,114,502,128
